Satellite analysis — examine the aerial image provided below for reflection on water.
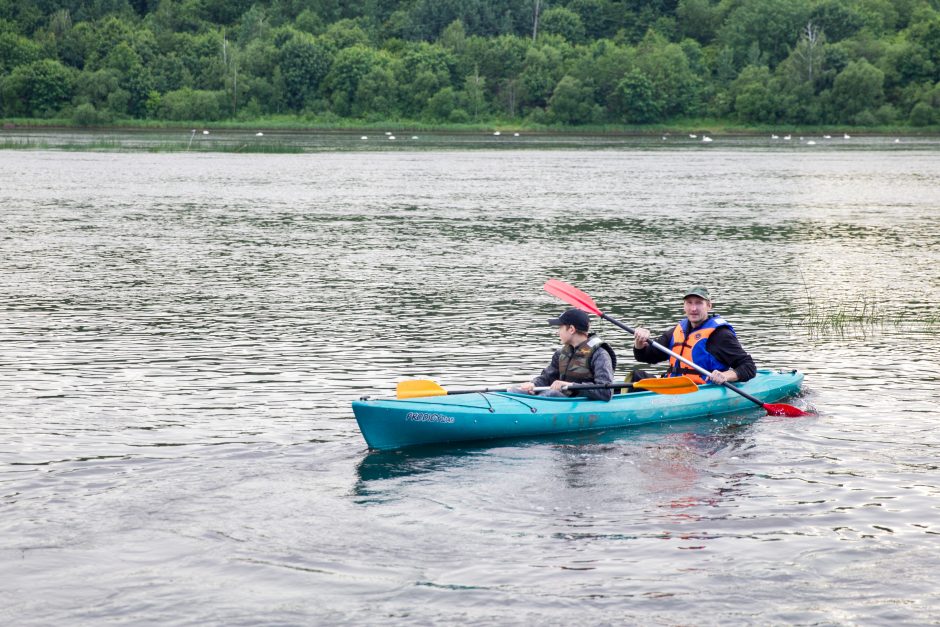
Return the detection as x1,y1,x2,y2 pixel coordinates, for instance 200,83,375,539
1,144,939,624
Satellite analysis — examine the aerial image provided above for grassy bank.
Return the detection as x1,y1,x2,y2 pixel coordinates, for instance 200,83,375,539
4,115,938,136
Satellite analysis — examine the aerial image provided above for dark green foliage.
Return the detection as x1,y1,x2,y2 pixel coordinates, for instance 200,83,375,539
278,31,333,111
548,75,600,123
1,58,74,116
540,8,586,44
809,0,864,43
611,69,662,122
0,31,41,73
831,59,885,123
0,0,936,126
158,87,226,120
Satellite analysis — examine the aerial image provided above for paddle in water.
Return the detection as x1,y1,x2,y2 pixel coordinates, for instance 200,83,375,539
542,278,812,417
397,376,698,399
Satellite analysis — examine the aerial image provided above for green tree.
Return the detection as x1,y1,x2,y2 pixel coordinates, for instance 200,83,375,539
853,0,898,35
547,75,599,124
676,0,719,44
540,7,586,44
610,69,662,122
394,41,454,116
908,100,935,126
405,0,531,40
424,85,459,120
907,17,940,76
325,44,380,115
0,31,41,73
730,65,779,123
830,59,884,122
568,0,615,40
354,54,398,117
634,31,700,117
74,68,122,110
278,31,333,111
519,42,567,108
157,86,226,119
718,0,810,69
462,67,487,119
321,18,371,49
881,41,934,92
568,39,634,108
0,58,74,116
809,0,864,43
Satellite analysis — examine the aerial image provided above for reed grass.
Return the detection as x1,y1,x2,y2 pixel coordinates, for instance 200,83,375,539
788,293,939,334
1,139,306,153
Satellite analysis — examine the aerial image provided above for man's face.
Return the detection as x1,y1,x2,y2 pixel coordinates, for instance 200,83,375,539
683,296,712,326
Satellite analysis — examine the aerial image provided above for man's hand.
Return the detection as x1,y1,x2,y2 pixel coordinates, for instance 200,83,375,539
634,327,650,349
707,369,737,385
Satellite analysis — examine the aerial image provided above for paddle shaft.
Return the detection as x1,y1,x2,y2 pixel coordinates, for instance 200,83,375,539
446,382,642,395
598,312,771,410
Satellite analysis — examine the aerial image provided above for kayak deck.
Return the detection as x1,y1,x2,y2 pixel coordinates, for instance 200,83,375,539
352,369,805,451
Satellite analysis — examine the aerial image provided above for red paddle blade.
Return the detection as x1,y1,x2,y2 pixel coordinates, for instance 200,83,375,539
764,403,812,417
543,279,603,316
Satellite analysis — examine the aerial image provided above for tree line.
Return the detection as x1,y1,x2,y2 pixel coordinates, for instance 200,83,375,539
1,0,939,127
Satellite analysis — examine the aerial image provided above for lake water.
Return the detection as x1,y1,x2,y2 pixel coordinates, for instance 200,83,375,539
1,133,939,624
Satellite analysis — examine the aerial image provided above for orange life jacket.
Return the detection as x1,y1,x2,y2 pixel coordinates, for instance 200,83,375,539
667,316,732,384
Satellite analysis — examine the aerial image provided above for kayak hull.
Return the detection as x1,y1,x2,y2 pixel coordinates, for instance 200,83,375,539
352,369,805,451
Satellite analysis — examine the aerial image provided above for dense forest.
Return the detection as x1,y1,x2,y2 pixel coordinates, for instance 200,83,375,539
2,0,940,127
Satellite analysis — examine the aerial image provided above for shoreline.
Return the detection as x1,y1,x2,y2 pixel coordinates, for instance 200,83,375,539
3,117,938,137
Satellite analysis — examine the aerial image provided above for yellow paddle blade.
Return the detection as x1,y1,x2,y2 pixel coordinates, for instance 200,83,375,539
396,379,448,399
632,375,699,395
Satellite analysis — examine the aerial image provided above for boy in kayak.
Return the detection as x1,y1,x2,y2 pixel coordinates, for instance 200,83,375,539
515,308,617,401
632,286,755,385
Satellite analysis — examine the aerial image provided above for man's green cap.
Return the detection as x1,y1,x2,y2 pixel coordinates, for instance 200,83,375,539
683,286,711,301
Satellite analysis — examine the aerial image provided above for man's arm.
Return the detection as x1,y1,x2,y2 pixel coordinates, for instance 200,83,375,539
706,327,756,382
633,329,673,365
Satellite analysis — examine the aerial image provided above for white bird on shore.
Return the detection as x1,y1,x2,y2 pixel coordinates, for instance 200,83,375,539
361,136,368,140
771,134,779,139
844,133,851,139
807,140,816,145
202,130,209,135
255,132,263,137
689,133,697,138
702,136,713,142
823,135,832,139
784,134,791,140
494,131,501,136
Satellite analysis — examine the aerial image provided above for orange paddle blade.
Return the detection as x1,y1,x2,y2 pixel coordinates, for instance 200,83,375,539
396,379,447,399
632,376,699,395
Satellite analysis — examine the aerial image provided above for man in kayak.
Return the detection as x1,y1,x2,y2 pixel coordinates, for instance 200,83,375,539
632,286,756,385
515,308,617,401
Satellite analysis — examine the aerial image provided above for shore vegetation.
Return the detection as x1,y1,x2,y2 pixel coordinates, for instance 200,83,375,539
1,1,939,131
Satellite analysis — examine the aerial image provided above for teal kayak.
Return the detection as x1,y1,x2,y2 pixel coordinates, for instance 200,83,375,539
352,369,805,451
